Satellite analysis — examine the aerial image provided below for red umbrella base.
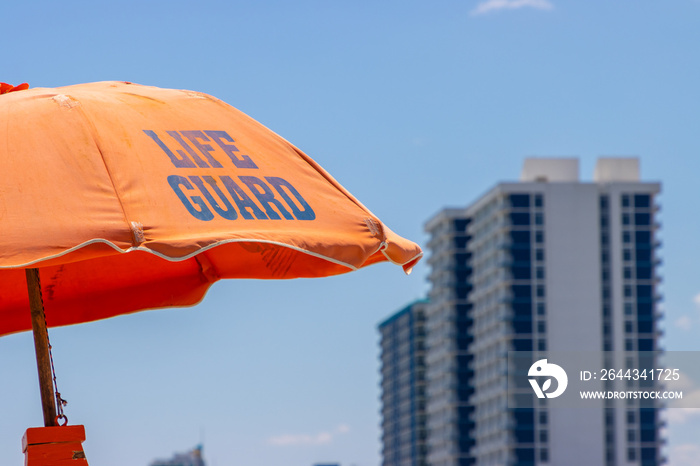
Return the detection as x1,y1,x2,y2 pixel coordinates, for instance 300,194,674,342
22,425,88,465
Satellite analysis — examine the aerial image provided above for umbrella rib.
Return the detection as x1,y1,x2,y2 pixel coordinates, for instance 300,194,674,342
287,146,380,219
77,104,135,245
235,118,385,234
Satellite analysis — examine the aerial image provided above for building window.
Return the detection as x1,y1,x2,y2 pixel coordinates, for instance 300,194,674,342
635,213,651,226
535,194,543,207
509,194,530,208
637,265,652,280
537,303,546,316
638,321,653,333
535,231,544,243
628,448,637,461
634,194,651,208
636,230,651,244
540,448,549,462
605,430,615,443
637,285,653,299
538,339,547,351
638,339,654,351
509,212,530,226
622,194,631,207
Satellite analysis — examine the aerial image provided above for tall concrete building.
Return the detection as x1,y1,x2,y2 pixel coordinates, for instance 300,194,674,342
379,300,429,466
380,158,663,466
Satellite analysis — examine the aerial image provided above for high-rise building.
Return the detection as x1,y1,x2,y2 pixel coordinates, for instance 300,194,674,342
378,300,429,466
380,158,663,466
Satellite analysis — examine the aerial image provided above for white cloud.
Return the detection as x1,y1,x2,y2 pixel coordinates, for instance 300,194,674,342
267,432,332,446
693,293,700,308
675,315,693,331
665,408,700,424
676,293,700,330
267,424,350,447
336,424,351,434
471,0,554,16
669,443,700,466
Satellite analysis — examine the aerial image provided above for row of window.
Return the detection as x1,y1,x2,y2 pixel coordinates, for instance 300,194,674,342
621,194,652,209
509,193,544,208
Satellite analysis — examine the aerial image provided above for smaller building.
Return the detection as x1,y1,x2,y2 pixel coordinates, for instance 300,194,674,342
378,300,428,466
150,444,205,466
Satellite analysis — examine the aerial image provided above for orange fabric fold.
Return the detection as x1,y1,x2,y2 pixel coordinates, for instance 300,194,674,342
0,82,29,94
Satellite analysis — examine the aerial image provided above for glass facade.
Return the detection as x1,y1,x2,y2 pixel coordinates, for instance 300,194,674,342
620,192,662,466
507,193,548,466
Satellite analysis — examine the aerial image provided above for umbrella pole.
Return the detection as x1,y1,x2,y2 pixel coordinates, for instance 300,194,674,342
25,268,58,427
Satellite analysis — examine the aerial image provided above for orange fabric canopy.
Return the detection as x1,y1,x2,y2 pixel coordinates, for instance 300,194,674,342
0,81,422,336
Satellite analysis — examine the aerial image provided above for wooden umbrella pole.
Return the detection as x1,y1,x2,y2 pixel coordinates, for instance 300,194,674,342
25,268,58,427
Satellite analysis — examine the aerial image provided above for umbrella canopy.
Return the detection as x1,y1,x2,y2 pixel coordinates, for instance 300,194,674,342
0,81,422,338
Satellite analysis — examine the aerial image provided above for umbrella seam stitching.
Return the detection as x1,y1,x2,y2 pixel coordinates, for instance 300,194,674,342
0,238,362,271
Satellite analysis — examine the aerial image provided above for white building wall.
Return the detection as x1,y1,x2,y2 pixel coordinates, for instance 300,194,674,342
542,182,606,466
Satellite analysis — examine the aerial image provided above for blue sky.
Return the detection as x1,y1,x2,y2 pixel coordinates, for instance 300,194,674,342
1,1,700,465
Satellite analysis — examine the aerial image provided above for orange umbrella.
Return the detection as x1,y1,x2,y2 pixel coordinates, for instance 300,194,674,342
0,81,421,436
